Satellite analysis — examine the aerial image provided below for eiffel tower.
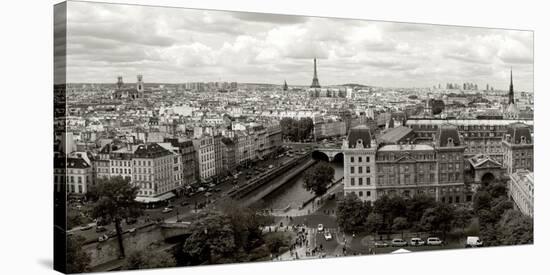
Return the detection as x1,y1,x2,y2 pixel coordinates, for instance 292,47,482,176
310,58,321,88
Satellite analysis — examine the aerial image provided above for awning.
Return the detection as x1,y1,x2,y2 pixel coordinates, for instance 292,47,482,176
135,192,175,203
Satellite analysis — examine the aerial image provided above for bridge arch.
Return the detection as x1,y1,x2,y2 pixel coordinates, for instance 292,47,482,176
333,152,344,163
312,150,330,162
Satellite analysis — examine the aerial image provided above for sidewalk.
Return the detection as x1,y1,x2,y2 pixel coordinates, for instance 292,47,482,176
269,182,343,217
274,228,318,261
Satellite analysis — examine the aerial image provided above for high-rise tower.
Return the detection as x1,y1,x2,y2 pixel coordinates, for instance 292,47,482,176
116,76,124,90
508,69,514,104
310,58,321,88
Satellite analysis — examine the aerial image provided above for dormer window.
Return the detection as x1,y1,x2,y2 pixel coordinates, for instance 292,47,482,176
521,136,526,144
447,137,454,147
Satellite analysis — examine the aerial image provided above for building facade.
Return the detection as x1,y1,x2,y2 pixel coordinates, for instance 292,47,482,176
407,118,533,163
508,169,534,218
54,155,93,195
132,143,182,198
342,126,377,202
502,122,533,175
193,135,216,182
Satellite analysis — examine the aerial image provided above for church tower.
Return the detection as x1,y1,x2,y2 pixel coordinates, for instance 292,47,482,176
310,58,321,88
508,69,514,104
137,74,144,93
283,80,288,91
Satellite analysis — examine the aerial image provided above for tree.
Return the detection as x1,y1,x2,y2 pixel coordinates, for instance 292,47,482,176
125,250,176,270
183,202,274,265
337,193,371,233
406,194,436,228
387,196,408,227
265,233,291,257
498,210,533,245
479,222,500,247
220,200,274,255
420,202,455,239
373,195,392,232
392,217,408,238
303,162,334,196
183,211,236,265
90,176,142,258
373,195,407,230
473,191,492,213
365,212,385,236
279,117,314,142
66,235,91,273
490,196,514,219
430,99,445,115
453,206,473,232
488,182,508,198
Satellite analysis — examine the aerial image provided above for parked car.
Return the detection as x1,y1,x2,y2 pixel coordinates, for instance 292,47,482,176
98,234,109,242
391,238,408,247
125,218,137,225
162,207,174,213
410,238,425,246
466,236,483,247
374,241,389,248
80,224,93,231
95,226,107,233
127,228,136,233
426,237,443,246
324,231,333,241
180,201,190,207
317,224,324,232
197,187,206,192
107,230,117,238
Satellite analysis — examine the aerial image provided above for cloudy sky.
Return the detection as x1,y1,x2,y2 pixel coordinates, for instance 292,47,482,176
65,1,533,91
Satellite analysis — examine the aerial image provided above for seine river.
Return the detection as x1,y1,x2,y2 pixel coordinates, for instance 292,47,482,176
262,161,343,210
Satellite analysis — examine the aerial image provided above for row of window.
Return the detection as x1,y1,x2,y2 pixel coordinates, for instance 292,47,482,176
377,153,435,162
347,190,372,198
349,177,371,186
349,166,371,174
54,175,89,184
349,156,370,163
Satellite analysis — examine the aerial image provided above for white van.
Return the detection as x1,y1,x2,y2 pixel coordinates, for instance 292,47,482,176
466,236,483,247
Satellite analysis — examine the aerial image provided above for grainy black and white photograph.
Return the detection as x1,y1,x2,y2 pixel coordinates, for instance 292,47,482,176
53,1,534,273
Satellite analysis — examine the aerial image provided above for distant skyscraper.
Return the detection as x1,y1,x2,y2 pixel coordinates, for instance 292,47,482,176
310,58,321,88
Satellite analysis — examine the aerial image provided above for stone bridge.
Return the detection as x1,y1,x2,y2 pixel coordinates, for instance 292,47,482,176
311,147,344,162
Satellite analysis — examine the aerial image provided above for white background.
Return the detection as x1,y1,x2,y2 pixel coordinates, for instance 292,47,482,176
0,0,548,274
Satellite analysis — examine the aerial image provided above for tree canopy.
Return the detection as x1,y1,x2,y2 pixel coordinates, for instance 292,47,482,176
66,235,91,273
303,162,335,196
183,204,274,265
280,117,313,142
90,176,142,258
125,250,176,270
336,193,371,233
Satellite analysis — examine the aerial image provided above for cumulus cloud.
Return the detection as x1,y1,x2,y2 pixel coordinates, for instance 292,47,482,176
65,1,533,91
